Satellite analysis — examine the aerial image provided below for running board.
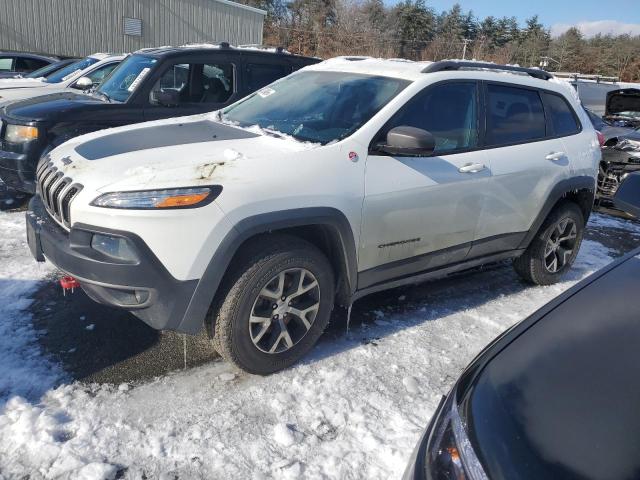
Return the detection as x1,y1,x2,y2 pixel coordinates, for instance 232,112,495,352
351,250,523,302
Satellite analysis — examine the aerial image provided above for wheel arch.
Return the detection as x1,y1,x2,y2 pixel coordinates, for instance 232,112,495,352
176,207,358,334
519,175,596,250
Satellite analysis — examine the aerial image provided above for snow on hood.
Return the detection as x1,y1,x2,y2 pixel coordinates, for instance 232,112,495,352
47,114,322,193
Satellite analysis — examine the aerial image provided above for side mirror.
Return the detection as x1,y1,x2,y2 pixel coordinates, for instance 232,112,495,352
378,126,435,157
73,76,94,91
151,89,180,107
614,172,640,218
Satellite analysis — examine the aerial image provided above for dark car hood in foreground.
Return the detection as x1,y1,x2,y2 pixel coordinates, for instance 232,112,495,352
463,251,640,480
2,92,106,123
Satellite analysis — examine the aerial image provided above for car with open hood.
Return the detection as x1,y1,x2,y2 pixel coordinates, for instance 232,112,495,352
26,59,600,374
582,91,640,213
403,172,640,480
604,88,640,128
0,45,318,193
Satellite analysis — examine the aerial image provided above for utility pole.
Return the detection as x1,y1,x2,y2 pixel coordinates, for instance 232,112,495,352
461,38,472,60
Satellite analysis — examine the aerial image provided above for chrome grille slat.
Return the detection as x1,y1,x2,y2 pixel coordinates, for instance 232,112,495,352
51,179,71,216
46,173,64,211
36,162,83,230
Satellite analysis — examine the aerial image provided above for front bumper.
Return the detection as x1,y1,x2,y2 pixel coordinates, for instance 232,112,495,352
26,195,201,332
0,149,36,193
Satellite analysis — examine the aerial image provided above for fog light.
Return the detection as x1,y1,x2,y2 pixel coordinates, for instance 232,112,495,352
91,234,138,262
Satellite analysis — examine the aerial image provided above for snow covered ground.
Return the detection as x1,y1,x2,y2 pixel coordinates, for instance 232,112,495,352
0,209,639,479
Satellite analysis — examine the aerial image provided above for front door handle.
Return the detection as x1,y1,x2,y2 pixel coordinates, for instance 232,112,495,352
458,163,486,173
545,151,566,161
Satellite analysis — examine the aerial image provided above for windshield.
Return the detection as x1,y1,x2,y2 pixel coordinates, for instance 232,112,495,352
45,57,99,84
97,54,157,103
221,71,409,144
24,61,69,79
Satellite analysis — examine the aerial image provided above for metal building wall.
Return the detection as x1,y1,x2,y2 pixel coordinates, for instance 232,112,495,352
0,0,265,57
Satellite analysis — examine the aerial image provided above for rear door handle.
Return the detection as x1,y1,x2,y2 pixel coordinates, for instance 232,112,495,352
545,151,566,161
458,163,487,173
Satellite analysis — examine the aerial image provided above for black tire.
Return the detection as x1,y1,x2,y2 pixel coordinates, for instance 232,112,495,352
513,201,585,285
208,234,335,375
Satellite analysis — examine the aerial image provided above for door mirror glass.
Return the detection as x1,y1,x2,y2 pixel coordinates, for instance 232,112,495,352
151,89,180,107
73,76,93,90
614,171,640,217
379,126,435,157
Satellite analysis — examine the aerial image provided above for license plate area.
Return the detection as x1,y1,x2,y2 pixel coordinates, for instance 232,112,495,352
26,215,45,262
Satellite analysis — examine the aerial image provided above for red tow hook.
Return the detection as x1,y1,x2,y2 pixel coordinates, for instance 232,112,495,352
60,276,80,295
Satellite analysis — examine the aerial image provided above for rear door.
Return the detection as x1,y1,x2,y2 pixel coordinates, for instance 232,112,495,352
474,83,571,254
360,81,491,286
143,54,238,121
541,91,586,175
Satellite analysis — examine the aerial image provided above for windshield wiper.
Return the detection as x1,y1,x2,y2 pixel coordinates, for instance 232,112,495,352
95,90,111,103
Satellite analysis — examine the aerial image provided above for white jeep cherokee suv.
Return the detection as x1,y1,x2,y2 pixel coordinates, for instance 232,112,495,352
26,58,600,374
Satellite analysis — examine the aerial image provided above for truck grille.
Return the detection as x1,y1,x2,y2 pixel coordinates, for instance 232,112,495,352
36,161,83,229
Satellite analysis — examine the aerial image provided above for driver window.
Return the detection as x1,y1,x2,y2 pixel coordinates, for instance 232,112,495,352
150,62,234,106
385,82,479,154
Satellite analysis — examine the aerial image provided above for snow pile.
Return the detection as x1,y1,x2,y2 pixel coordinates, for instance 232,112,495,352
0,211,638,478
0,212,62,402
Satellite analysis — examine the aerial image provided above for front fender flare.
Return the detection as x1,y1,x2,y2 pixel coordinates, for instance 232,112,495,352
176,207,358,334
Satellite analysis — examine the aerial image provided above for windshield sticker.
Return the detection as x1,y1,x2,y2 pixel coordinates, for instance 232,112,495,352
258,87,275,98
61,70,81,81
127,67,151,92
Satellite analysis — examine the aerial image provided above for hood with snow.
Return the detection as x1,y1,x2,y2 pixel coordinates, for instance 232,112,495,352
45,114,320,194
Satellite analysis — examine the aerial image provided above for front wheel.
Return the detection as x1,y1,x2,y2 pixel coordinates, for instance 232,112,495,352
513,202,585,285
209,235,335,375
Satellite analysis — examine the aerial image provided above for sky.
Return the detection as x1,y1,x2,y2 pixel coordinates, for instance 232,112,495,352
386,0,640,37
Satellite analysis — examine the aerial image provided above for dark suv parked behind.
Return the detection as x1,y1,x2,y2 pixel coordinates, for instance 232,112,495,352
0,44,319,193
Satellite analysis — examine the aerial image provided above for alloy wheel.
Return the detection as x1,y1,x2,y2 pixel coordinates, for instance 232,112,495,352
249,268,321,354
544,217,578,273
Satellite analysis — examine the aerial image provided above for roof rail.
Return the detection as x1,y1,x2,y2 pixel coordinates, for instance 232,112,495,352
422,61,553,81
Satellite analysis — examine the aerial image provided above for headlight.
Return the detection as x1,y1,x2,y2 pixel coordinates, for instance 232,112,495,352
5,124,38,143
91,186,221,209
91,233,138,262
424,393,488,480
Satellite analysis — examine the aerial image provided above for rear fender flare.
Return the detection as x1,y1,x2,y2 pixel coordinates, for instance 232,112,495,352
519,176,596,249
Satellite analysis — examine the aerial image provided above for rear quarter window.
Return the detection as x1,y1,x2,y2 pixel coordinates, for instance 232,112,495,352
486,84,546,147
542,92,581,136
245,63,287,91
0,57,14,71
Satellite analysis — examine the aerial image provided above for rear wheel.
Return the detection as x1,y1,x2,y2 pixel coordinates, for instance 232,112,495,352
513,202,585,285
208,235,335,375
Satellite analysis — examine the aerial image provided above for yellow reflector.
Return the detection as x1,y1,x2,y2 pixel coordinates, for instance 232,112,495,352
155,192,210,208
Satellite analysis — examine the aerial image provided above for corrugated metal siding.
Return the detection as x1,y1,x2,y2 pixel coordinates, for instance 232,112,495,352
0,0,264,57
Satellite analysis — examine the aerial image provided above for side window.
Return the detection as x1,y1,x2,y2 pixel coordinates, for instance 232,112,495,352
150,62,234,105
84,62,119,85
15,57,49,72
0,57,14,71
202,63,234,103
383,82,479,154
542,92,581,137
245,63,286,91
486,84,546,146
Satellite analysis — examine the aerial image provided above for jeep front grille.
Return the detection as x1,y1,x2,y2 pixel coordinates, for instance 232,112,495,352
36,161,83,229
